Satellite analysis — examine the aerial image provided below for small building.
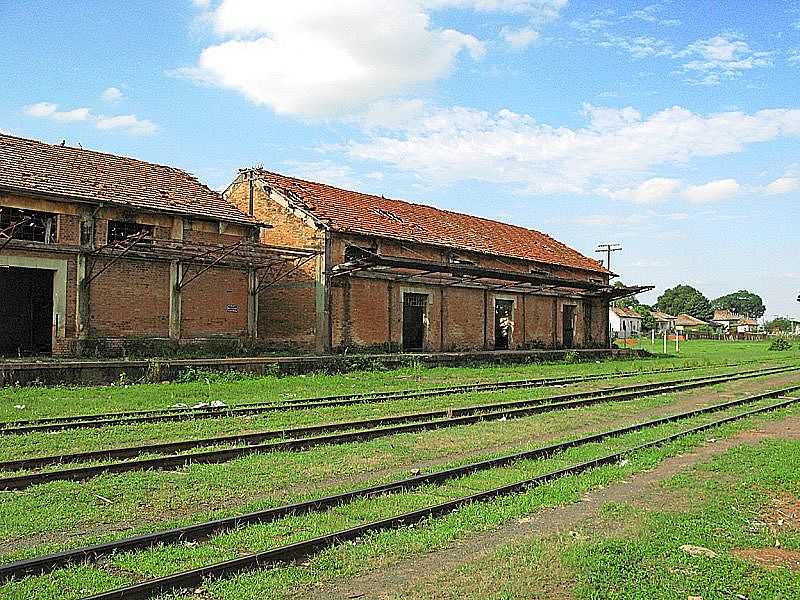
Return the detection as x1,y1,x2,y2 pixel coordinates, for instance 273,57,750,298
675,313,716,332
651,310,677,333
224,169,650,353
736,317,760,333
712,309,741,333
0,134,308,357
609,307,643,339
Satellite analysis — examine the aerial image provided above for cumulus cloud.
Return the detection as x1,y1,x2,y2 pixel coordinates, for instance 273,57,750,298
24,102,91,122
23,101,156,135
599,177,682,204
765,176,800,194
346,103,800,196
501,26,539,48
101,87,123,103
180,0,569,117
683,178,740,203
178,0,489,117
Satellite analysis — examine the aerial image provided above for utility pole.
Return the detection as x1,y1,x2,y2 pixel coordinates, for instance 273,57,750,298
595,243,623,272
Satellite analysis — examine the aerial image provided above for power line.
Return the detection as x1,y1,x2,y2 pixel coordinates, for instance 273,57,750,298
595,243,622,273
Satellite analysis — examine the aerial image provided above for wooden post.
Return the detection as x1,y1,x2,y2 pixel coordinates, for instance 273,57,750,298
663,330,667,354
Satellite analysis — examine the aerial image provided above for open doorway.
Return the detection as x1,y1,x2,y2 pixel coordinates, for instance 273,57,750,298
0,267,54,356
402,292,427,351
494,299,514,350
562,304,576,348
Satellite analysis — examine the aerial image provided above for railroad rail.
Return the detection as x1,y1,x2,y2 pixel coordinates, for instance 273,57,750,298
2,382,798,594
0,360,790,435
0,365,795,490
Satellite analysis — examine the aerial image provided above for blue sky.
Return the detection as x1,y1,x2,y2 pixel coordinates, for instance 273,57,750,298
2,0,799,318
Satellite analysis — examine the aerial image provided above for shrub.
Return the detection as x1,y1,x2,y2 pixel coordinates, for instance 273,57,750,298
768,338,792,351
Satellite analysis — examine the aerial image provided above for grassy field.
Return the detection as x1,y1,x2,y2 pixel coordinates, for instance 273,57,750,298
0,339,798,599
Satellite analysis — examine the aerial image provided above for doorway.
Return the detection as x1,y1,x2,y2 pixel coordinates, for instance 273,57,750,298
494,299,514,350
0,267,55,356
562,304,576,349
402,292,427,351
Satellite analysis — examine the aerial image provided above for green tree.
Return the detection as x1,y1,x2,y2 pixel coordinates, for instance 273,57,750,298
655,285,713,320
766,317,793,333
712,290,766,318
633,304,657,331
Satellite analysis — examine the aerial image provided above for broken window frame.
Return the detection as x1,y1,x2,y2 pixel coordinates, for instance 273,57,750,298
0,206,57,245
107,220,154,245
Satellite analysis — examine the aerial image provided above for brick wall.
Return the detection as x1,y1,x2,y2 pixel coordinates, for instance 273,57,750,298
181,267,249,337
88,258,171,337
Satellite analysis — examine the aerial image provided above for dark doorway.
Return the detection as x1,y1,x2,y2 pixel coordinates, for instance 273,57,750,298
494,299,514,350
563,304,576,349
0,267,54,356
402,292,427,351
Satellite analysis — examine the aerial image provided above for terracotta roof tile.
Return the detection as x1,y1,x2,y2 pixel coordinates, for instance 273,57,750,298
612,306,642,319
253,169,609,275
0,133,256,225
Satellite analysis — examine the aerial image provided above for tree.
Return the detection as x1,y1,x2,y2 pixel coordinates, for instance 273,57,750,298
633,304,657,331
712,290,766,318
655,285,713,320
765,317,793,333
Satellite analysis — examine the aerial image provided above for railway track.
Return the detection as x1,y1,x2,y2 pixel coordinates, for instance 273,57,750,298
0,365,795,490
0,360,782,435
3,382,798,596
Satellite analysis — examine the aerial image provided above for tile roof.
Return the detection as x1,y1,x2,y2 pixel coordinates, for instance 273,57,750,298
712,309,741,321
612,306,642,319
651,310,677,321
251,169,609,275
676,313,711,326
0,133,257,225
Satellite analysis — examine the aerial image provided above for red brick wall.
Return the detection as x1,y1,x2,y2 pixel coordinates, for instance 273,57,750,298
181,267,249,337
88,258,171,337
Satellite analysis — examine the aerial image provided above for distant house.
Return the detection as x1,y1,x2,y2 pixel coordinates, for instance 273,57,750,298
675,313,716,332
651,310,677,333
712,309,741,333
736,317,760,333
790,319,800,335
610,307,643,339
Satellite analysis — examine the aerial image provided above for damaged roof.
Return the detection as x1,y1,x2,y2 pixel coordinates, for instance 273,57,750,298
250,169,610,275
0,133,257,225
611,306,643,319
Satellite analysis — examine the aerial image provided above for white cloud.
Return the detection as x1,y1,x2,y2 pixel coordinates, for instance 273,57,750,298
599,177,682,204
676,33,772,85
598,33,673,58
789,50,800,65
23,101,156,135
24,102,91,122
346,103,800,196
179,0,491,118
501,26,539,48
765,176,800,194
683,178,740,203
95,114,157,135
101,87,123,103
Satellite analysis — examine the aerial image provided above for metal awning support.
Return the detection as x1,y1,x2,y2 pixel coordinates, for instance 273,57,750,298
331,248,615,293
254,252,320,293
177,240,246,290
84,229,151,285
329,248,653,298
605,284,655,301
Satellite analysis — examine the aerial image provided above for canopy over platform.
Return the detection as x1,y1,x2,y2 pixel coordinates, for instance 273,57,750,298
331,248,652,299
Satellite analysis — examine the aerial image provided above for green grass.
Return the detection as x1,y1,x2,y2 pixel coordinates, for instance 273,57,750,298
0,339,797,600
399,432,800,600
2,398,798,599
1,339,793,422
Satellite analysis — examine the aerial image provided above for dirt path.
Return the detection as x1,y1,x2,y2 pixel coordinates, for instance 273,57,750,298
300,414,800,600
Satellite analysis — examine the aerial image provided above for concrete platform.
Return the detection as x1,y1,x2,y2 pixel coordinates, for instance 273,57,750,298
0,348,649,387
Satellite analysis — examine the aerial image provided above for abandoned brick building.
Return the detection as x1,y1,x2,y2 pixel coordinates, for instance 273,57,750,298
0,134,310,357
225,169,641,353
